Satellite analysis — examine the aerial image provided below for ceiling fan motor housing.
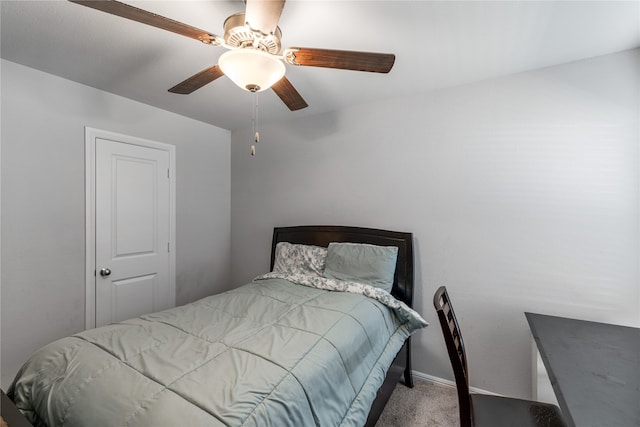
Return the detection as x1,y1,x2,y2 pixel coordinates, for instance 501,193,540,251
223,13,282,54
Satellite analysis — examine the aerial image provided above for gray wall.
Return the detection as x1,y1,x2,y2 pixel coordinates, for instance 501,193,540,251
231,48,640,398
1,59,232,387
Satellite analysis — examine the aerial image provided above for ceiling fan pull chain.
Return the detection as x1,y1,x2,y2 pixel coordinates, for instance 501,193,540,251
251,91,260,156
253,92,260,142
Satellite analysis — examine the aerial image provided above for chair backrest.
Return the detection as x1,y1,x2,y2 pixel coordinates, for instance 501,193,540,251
433,286,472,427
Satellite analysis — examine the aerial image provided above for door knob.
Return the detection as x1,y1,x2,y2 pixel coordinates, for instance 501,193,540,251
100,268,112,277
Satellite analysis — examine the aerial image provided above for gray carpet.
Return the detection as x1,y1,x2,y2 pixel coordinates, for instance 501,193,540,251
375,378,459,427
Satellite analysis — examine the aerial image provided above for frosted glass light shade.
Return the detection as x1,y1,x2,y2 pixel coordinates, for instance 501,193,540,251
218,49,286,92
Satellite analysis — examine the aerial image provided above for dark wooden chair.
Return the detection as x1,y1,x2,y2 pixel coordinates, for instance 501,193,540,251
433,286,567,427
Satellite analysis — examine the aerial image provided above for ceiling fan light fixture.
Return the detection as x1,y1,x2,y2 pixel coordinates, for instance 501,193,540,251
219,49,285,92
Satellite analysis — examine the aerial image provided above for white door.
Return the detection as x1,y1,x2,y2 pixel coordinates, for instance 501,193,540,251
94,137,172,327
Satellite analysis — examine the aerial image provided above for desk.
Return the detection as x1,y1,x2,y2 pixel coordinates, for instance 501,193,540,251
525,312,640,427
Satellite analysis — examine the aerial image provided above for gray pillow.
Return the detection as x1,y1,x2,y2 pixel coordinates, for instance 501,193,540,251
272,242,327,277
323,242,398,292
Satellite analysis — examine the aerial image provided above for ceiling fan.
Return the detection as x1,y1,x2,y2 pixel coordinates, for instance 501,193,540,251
68,0,396,112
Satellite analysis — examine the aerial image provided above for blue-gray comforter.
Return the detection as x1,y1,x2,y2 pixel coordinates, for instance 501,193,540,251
10,276,427,426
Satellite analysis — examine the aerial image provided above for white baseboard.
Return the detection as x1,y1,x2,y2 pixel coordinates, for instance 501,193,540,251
412,370,457,389
411,370,502,396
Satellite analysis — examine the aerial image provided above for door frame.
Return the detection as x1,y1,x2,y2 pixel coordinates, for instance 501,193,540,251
85,127,176,329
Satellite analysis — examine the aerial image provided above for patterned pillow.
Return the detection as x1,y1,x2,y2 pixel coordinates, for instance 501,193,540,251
272,242,328,277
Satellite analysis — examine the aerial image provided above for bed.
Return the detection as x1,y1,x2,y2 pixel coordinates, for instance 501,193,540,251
9,225,427,427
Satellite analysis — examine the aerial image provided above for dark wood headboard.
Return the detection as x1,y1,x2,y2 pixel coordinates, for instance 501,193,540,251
271,225,414,308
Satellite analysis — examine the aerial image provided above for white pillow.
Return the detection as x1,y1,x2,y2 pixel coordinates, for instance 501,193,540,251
272,242,328,277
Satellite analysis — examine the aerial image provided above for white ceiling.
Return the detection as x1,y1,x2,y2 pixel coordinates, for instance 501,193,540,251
2,0,639,130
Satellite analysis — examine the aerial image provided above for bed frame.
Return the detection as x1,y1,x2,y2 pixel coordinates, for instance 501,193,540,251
271,225,415,426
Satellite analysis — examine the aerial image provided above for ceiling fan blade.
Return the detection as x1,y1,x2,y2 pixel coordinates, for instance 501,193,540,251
244,0,286,36
283,47,395,73
168,66,225,94
272,77,308,111
68,0,219,45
